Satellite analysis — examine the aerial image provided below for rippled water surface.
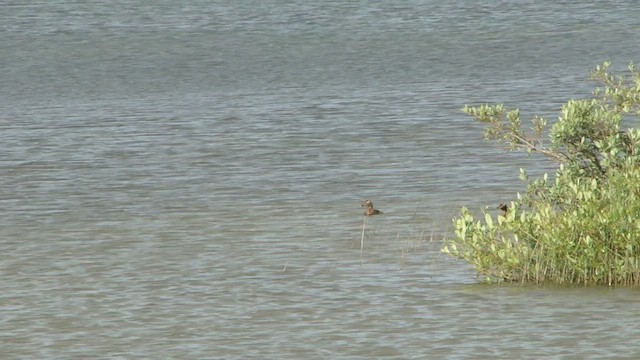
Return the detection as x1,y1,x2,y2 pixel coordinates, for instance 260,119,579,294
3,1,640,358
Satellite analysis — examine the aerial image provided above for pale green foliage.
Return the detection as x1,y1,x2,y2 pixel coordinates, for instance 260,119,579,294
443,63,640,285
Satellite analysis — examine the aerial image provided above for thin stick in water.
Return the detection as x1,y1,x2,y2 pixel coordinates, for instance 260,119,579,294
361,215,367,262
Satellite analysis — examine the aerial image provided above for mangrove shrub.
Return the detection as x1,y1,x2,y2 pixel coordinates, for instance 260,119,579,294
442,62,640,285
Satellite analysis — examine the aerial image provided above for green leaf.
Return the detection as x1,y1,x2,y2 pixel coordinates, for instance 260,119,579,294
485,213,493,228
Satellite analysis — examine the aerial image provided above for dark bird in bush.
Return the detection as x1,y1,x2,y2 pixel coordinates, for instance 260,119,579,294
498,203,508,215
362,200,383,216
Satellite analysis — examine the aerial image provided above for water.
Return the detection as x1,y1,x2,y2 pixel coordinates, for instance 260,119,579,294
3,1,640,358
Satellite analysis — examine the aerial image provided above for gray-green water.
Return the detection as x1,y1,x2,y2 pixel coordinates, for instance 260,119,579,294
3,1,640,358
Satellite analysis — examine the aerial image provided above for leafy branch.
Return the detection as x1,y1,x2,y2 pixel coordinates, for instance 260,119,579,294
462,104,569,163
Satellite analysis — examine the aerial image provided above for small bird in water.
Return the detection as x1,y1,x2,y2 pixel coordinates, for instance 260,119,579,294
498,203,508,215
362,199,383,216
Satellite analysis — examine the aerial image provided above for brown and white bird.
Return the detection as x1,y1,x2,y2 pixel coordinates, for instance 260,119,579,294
498,203,508,215
362,199,383,216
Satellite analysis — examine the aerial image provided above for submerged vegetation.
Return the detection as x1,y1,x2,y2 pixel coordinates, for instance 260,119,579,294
442,62,640,285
